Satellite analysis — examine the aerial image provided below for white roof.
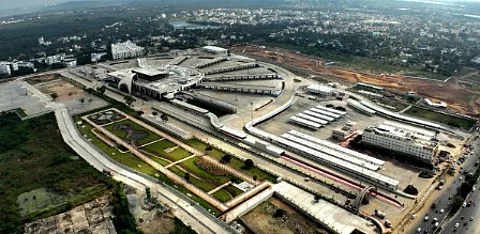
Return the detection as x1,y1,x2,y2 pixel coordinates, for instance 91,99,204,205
306,84,334,93
289,130,385,166
202,46,228,52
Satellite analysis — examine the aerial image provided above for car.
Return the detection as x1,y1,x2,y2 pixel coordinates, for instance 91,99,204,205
424,216,429,221
433,218,438,222
433,222,439,228
417,227,422,233
455,222,460,228
449,196,452,200
440,209,444,214
470,217,474,221
463,202,467,207
461,216,465,220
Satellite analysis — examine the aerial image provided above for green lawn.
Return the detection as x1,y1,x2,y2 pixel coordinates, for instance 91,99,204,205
169,166,216,192
150,156,170,167
224,184,244,198
180,158,233,185
184,139,277,183
405,107,477,129
143,140,192,161
0,113,113,233
212,189,232,203
104,119,161,145
143,139,176,151
176,186,221,216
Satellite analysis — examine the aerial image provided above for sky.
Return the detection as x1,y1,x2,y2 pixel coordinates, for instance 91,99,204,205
1,0,480,11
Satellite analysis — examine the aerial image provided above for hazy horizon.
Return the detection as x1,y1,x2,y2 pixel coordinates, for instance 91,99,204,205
1,0,480,11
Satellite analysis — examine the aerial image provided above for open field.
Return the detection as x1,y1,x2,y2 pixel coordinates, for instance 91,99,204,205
405,107,477,130
232,45,480,115
0,112,112,233
242,196,329,234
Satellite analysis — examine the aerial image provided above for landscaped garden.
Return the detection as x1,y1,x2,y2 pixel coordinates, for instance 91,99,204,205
104,119,161,145
184,138,277,183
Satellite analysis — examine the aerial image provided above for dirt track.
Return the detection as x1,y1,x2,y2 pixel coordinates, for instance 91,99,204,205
231,46,480,115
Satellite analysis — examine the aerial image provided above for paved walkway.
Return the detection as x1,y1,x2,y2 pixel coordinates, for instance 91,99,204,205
165,154,196,169
208,182,232,195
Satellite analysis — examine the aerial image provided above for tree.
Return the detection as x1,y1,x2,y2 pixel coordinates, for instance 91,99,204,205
88,98,93,105
152,112,158,116
146,187,151,201
273,209,285,218
314,194,321,203
184,173,190,182
123,95,135,106
79,97,85,105
220,154,232,164
205,146,212,151
137,111,144,117
160,113,168,122
50,92,58,100
244,159,254,169
253,175,257,182
96,85,106,94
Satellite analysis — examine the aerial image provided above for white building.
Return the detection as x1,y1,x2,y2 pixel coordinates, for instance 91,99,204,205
111,41,144,60
0,62,12,76
306,84,334,96
45,53,65,65
38,37,45,45
332,121,357,140
424,98,447,109
362,122,438,163
202,46,228,55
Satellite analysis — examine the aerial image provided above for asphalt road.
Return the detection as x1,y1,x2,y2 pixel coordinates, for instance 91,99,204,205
441,134,480,234
414,134,480,234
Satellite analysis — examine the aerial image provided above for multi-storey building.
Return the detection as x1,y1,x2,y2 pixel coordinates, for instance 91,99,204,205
111,41,144,60
362,121,438,163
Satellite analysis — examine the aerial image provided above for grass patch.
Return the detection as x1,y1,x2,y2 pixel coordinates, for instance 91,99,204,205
143,139,176,151
167,148,192,161
405,106,476,129
184,138,277,183
180,158,232,185
143,140,192,161
150,156,170,167
211,189,232,203
224,184,244,198
175,186,221,216
0,112,113,233
104,119,161,145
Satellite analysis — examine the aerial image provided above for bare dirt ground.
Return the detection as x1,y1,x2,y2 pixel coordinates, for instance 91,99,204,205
28,75,85,102
242,197,329,234
231,46,480,115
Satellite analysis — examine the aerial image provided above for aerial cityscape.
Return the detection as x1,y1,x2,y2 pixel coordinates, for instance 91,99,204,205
1,0,480,234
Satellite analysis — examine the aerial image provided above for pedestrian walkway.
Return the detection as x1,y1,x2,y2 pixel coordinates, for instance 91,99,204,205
208,182,232,195
165,154,196,169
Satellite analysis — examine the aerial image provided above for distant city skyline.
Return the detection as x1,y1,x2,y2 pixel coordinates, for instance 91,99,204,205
1,0,480,11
